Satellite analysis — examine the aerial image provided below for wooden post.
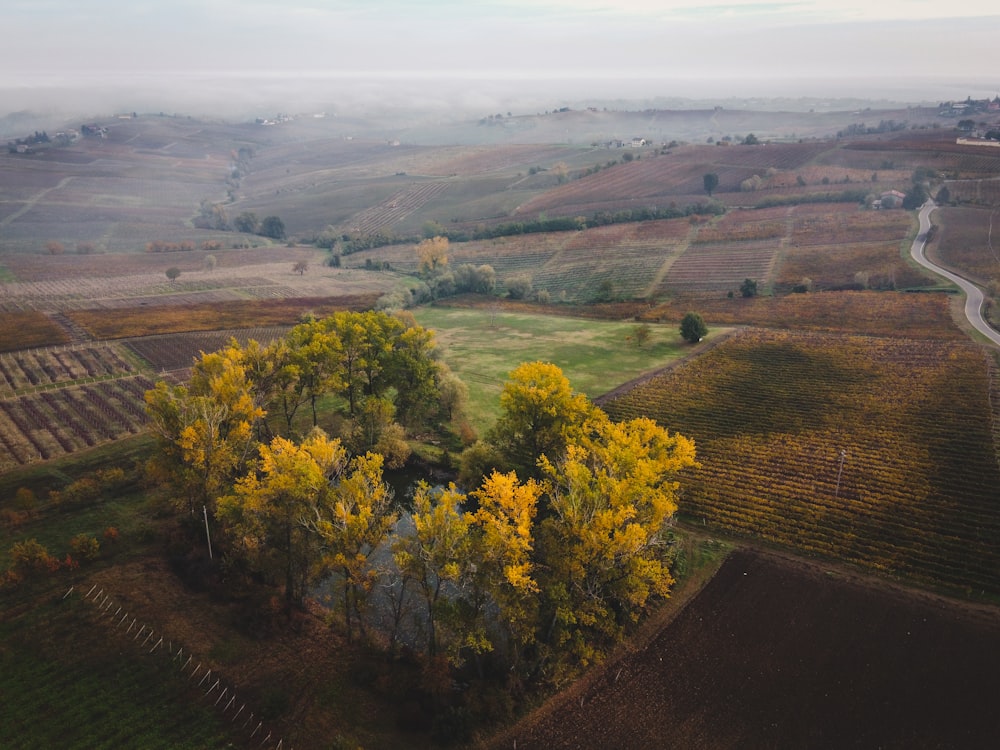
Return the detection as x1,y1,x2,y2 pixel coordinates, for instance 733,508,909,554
203,505,213,560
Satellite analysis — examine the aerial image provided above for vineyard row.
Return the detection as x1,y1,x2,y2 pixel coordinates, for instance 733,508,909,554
0,376,153,471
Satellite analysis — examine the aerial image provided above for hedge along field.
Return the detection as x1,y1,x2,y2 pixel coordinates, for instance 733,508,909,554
412,306,702,433
603,328,1000,596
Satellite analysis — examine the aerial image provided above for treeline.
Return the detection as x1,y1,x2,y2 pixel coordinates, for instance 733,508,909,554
144,314,696,735
313,200,727,257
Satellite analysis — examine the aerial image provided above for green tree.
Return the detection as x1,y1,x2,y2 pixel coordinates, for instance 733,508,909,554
630,323,652,348
505,273,533,300
740,277,758,298
284,317,345,428
679,312,708,343
260,215,286,240
234,211,259,234
347,396,411,469
703,173,719,197
903,183,929,210
165,267,181,282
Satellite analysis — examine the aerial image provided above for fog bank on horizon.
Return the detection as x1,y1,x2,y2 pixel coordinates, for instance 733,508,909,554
3,72,996,134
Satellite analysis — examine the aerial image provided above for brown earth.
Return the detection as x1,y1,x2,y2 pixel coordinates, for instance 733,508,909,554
483,547,1000,750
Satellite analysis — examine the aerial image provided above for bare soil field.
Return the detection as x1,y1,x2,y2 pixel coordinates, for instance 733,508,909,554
486,547,1000,750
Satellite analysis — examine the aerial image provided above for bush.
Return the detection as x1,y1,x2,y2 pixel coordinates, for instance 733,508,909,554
69,534,101,562
680,312,708,343
9,539,60,577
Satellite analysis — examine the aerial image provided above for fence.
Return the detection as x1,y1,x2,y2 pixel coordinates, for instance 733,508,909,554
67,583,289,750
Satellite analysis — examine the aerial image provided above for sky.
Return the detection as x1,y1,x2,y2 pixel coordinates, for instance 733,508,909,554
2,1,997,118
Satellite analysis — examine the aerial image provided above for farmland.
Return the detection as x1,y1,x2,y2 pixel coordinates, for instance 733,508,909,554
603,328,1000,595
489,547,1000,750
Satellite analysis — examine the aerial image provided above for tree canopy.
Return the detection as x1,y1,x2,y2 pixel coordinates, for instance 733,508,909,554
680,312,708,343
703,172,719,196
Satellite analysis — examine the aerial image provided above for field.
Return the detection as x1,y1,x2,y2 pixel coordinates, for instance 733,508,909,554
930,205,1000,288
604,328,1000,595
641,289,964,338
488,548,1000,749
412,306,702,433
0,595,237,749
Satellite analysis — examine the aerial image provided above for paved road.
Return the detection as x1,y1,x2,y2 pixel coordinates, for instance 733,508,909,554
911,201,1000,347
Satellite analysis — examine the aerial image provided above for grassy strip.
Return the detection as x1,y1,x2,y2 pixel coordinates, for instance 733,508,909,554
66,295,380,339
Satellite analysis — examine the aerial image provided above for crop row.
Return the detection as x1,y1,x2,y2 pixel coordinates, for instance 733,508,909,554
0,376,154,471
125,327,291,373
604,328,1000,594
642,291,960,341
660,244,777,290
789,210,912,246
349,182,450,235
0,344,134,395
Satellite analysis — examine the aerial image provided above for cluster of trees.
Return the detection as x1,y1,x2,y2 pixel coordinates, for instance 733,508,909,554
145,321,697,686
193,202,286,241
376,236,500,309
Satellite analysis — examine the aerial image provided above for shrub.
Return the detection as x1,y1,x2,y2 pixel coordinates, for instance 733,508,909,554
9,539,60,576
69,534,101,562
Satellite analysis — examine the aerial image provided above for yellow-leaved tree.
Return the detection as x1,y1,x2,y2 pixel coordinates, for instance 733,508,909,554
416,235,449,275
469,470,542,666
393,482,474,659
486,361,595,479
536,411,698,677
313,451,398,641
217,429,348,604
145,340,265,514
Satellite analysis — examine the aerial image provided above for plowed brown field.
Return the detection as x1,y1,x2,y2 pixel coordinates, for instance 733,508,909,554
487,548,1000,750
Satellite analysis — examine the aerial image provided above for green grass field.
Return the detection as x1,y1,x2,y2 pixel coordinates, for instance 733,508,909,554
412,305,716,433
0,594,235,750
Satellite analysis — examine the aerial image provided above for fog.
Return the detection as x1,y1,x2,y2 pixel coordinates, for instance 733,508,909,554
2,2,997,135
3,70,997,140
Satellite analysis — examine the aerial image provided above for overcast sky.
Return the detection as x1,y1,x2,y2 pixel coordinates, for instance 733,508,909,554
2,1,997,116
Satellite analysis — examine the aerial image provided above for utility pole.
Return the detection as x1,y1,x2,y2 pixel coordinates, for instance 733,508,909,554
834,449,847,499
203,505,213,559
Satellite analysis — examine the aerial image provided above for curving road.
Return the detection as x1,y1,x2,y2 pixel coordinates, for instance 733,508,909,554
910,201,1000,347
